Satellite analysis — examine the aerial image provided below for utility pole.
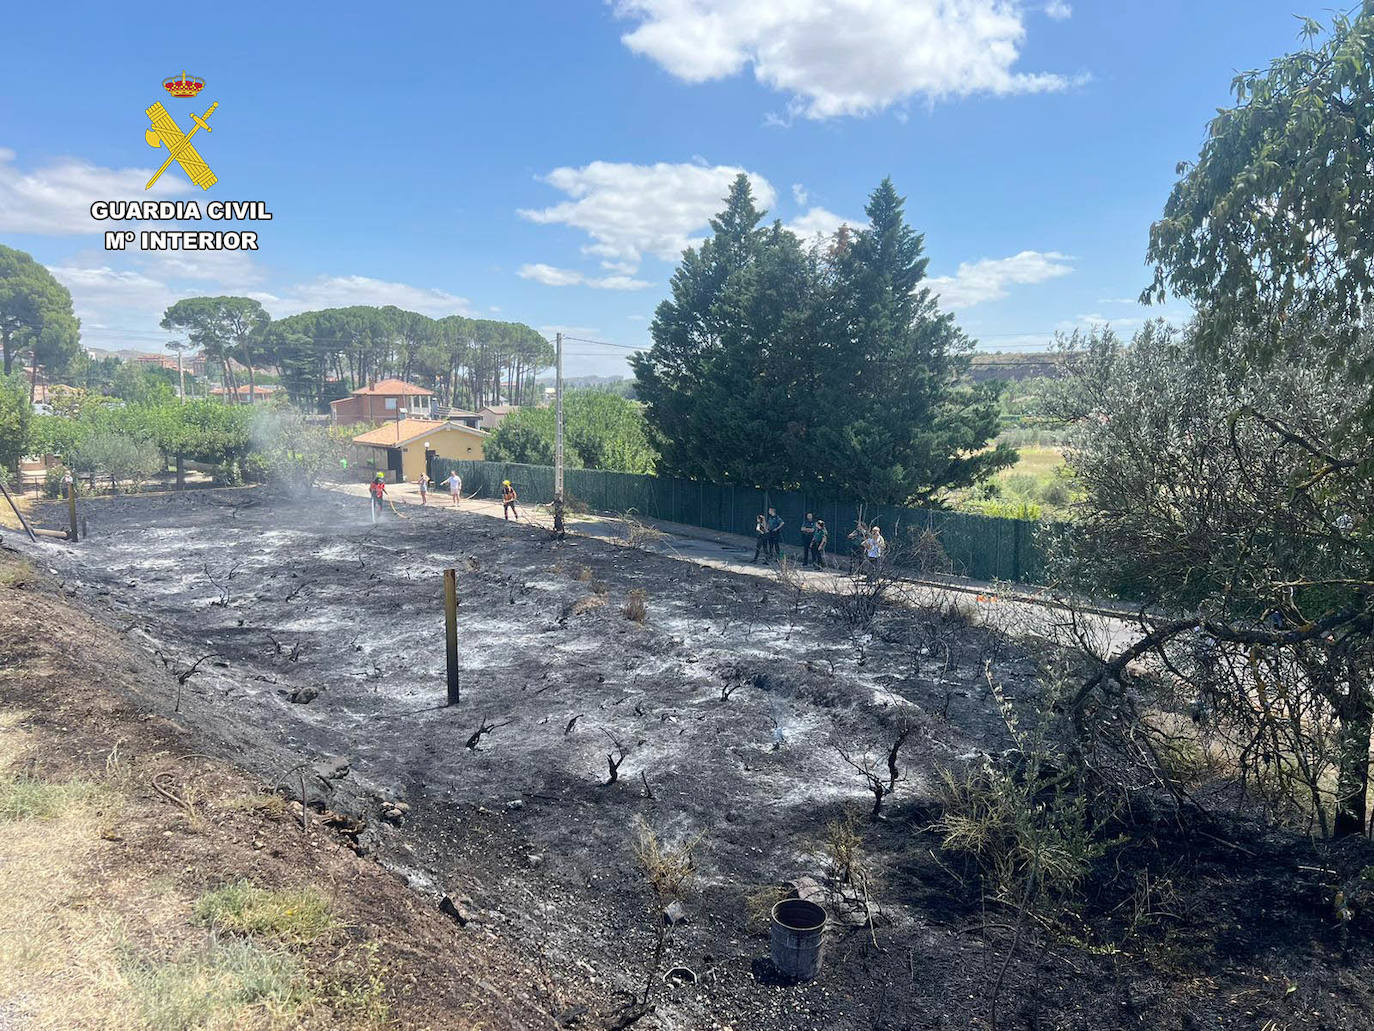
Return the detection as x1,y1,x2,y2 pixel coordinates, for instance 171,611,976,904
553,331,565,535
168,340,186,401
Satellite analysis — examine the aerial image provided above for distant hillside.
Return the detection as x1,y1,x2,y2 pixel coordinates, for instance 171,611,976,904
968,351,1065,382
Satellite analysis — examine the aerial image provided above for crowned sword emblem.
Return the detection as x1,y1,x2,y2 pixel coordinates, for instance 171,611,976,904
144,72,218,191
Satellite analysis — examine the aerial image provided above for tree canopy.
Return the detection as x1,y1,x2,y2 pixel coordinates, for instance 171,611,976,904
632,175,1011,505
173,301,555,414
485,390,657,474
161,296,270,400
0,244,81,384
0,373,32,475
1144,4,1374,372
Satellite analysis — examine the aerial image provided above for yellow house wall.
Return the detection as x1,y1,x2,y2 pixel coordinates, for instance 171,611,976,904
397,430,486,481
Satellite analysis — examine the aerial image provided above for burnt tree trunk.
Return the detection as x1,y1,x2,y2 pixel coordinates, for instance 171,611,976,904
1334,665,1373,839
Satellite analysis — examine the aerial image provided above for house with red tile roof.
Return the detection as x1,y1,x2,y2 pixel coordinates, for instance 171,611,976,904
330,379,435,425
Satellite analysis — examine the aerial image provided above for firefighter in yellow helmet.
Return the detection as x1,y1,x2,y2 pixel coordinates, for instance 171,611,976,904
368,473,387,522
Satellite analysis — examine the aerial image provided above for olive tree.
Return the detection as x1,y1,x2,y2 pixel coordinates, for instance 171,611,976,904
250,406,349,493
1043,321,1374,837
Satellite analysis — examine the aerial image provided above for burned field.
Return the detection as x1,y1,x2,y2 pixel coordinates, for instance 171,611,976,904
21,487,1374,1030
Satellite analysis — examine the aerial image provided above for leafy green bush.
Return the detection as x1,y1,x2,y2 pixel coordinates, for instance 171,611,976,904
241,453,269,484
41,465,83,499
70,431,161,493
213,461,244,486
486,390,657,473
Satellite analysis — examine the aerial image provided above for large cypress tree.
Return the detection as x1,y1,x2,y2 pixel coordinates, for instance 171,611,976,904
632,174,764,479
812,179,1012,504
634,176,1012,504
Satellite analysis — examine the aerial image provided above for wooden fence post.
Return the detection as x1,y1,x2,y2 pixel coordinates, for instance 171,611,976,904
444,568,460,705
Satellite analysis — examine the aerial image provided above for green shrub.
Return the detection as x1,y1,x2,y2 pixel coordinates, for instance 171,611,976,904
1039,478,1072,509
212,462,244,486
241,453,270,484
41,465,84,499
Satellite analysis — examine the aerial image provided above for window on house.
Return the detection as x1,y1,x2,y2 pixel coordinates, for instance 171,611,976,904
385,398,397,411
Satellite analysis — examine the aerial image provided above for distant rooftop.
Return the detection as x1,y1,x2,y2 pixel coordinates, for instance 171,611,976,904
349,378,434,397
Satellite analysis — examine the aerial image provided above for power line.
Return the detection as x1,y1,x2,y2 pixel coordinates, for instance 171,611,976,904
561,336,646,351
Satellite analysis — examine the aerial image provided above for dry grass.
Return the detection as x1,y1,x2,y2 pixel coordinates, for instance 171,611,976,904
634,820,701,903
0,723,381,1029
743,884,790,933
0,557,34,589
562,595,607,619
1140,710,1232,788
622,588,648,623
823,813,864,886
0,494,34,532
0,772,107,822
121,935,309,1030
994,445,1065,484
621,513,668,551
0,759,153,1028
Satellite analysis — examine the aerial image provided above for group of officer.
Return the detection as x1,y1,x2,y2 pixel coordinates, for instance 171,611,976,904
752,507,833,567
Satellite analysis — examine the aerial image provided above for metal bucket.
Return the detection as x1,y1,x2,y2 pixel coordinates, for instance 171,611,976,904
770,898,826,981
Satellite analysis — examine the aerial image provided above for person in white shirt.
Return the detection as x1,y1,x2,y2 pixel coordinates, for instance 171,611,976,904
443,471,463,508
864,525,886,573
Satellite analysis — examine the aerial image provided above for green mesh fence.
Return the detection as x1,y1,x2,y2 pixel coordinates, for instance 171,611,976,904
432,458,1053,585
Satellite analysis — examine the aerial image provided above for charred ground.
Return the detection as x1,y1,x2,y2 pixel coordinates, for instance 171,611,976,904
17,486,1374,1030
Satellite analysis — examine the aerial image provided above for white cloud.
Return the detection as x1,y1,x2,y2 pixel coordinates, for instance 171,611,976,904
50,263,179,315
518,263,584,287
1044,1,1072,19
613,0,1077,119
0,148,191,235
259,275,474,318
47,251,476,354
791,183,809,205
146,251,265,287
927,250,1073,309
518,161,776,272
1058,312,1112,330
784,206,857,240
518,263,651,290
538,325,603,341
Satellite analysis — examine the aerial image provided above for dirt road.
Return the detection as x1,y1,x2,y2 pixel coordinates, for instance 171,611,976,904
332,479,1138,657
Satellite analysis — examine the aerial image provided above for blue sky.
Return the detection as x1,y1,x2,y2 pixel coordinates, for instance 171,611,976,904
0,1,1321,376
